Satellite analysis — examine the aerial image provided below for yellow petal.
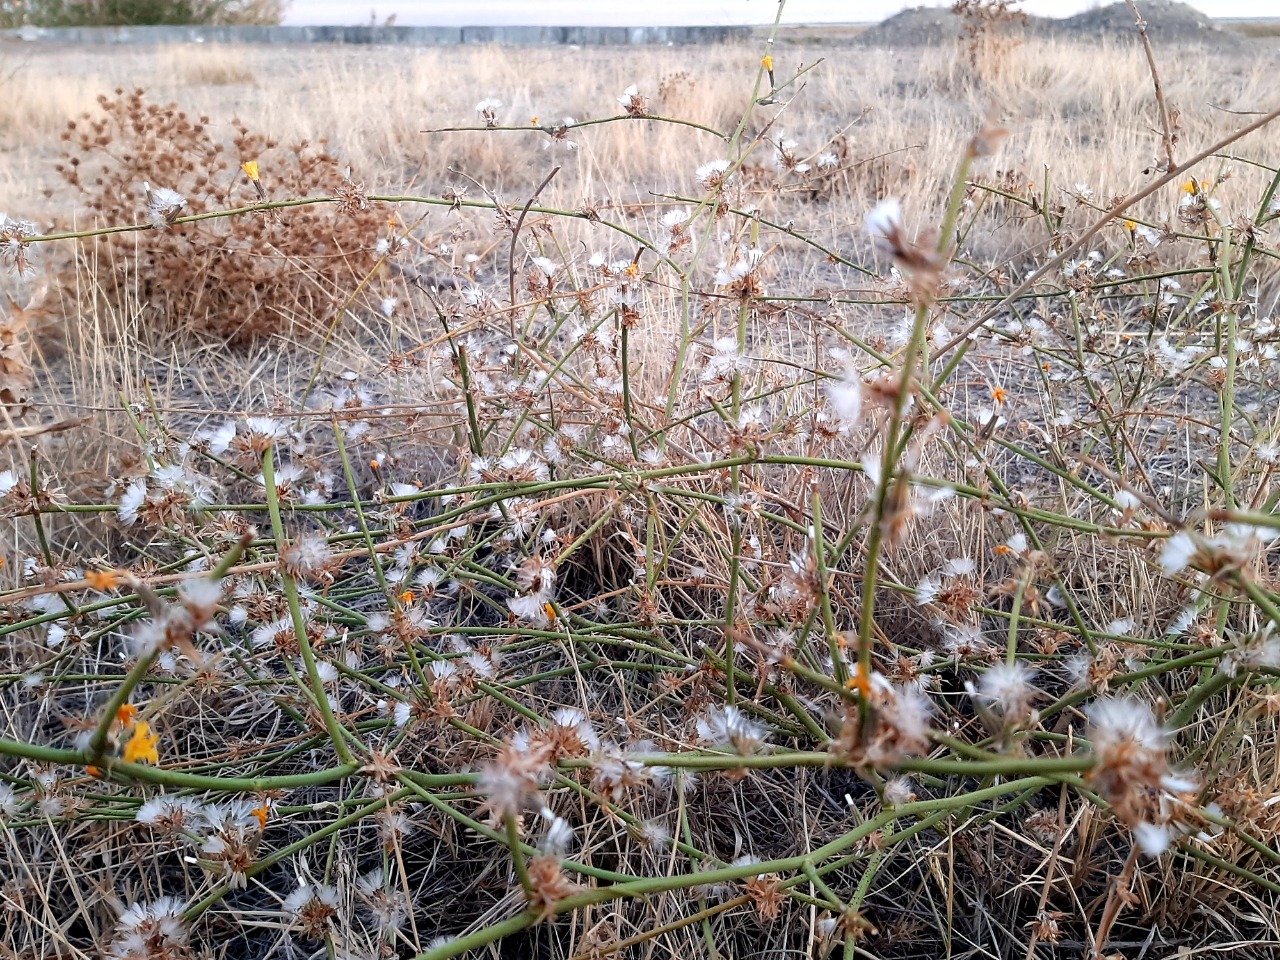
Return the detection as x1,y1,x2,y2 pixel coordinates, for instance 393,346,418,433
241,160,260,181
123,721,160,765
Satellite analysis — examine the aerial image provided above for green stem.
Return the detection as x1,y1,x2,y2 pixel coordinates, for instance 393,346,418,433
262,448,353,764
506,813,535,898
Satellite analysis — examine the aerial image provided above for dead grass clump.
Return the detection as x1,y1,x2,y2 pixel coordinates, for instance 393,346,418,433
55,88,386,342
156,44,256,86
1229,19,1280,38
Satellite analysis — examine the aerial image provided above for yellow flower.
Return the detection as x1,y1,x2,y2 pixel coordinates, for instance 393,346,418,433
991,384,1008,405
124,721,160,765
241,160,267,200
115,703,139,728
530,115,539,125
398,590,415,605
251,804,270,829
86,568,120,591
761,54,774,72
1123,219,1136,231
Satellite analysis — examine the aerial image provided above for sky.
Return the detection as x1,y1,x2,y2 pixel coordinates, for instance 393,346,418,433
283,0,1275,27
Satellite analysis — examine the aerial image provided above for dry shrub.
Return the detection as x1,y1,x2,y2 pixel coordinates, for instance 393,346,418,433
656,69,738,132
0,283,44,408
952,0,1030,85
55,88,385,342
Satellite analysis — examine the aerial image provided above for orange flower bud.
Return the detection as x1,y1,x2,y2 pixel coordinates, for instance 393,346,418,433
845,662,872,698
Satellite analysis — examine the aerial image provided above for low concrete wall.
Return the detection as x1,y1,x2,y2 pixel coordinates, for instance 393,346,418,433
1,23,753,46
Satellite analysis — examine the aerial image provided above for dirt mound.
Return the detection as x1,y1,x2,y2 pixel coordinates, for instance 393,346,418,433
857,1,1235,47
1056,1,1232,42
855,7,974,46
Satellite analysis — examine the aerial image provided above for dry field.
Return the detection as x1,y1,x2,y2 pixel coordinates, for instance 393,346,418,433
2,20,1280,960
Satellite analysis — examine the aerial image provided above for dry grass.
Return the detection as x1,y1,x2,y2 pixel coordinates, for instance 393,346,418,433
2,37,1276,213
2,26,1280,960
1224,19,1280,39
4,35,1278,418
155,43,256,85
